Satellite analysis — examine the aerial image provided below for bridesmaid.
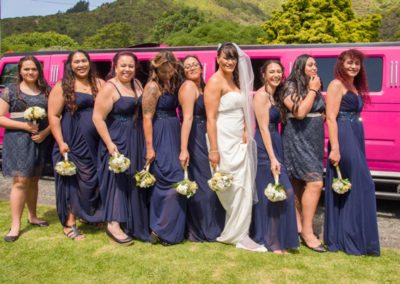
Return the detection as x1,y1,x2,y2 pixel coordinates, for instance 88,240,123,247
142,51,186,245
0,56,52,242
93,51,148,245
179,55,224,241
250,60,299,253
48,50,103,240
324,49,380,256
281,54,326,252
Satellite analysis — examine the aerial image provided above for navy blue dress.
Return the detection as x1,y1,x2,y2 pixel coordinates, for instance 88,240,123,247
250,105,299,251
324,91,380,256
53,92,100,225
185,95,225,242
149,92,186,244
97,88,150,241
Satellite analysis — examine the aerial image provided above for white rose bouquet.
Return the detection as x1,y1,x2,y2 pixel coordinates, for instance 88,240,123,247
134,162,156,189
108,152,131,173
173,166,198,198
264,174,287,202
24,106,46,124
332,165,352,194
54,153,77,176
208,166,233,192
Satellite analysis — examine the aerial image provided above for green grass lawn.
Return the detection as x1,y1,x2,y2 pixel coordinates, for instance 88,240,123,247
1,200,399,283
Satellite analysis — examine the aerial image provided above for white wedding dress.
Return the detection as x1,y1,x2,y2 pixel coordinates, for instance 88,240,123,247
215,91,262,249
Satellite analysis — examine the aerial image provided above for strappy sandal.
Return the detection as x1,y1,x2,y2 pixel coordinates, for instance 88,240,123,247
63,225,85,240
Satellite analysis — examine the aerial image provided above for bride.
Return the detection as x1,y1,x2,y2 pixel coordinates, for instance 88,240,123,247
204,42,267,252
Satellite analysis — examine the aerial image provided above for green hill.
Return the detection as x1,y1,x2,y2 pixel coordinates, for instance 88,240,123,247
1,0,399,45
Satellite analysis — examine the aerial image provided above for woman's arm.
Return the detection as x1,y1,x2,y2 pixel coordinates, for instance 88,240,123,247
326,79,343,166
204,76,221,169
283,76,321,119
178,80,197,168
92,82,117,155
0,89,38,133
48,82,69,155
142,81,160,163
253,90,280,176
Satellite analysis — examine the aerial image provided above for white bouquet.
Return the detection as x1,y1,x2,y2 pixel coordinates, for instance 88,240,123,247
264,174,287,202
134,162,156,189
173,166,198,198
208,166,234,192
24,106,46,124
54,153,77,176
332,166,352,194
108,152,131,173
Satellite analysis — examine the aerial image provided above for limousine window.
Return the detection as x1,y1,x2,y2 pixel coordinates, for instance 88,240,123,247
92,61,112,80
315,57,383,92
215,58,280,91
0,63,18,87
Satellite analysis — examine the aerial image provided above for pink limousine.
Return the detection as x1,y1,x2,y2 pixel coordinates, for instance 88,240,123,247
0,42,399,199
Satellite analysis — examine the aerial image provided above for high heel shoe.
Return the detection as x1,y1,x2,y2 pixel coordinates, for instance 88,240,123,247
299,235,327,253
105,228,134,245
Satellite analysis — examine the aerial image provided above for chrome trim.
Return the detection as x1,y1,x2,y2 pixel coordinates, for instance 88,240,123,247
289,62,292,73
390,60,394,87
370,170,400,179
396,61,399,87
203,63,206,81
54,65,59,83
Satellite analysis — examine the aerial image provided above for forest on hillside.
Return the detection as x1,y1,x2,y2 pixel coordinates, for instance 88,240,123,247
1,0,399,53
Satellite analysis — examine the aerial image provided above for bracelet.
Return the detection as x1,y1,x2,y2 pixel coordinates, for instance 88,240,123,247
309,89,318,94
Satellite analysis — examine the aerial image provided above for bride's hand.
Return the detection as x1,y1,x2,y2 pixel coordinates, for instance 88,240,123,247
209,151,220,170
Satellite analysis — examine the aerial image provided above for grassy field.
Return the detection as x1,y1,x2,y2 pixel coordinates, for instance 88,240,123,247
0,200,399,283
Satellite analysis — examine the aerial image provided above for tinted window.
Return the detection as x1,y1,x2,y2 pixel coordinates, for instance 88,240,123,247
92,61,112,80
0,64,18,86
315,57,382,92
215,57,280,90
137,60,150,87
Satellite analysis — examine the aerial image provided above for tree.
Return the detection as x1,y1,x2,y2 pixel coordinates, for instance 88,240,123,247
1,32,79,53
66,1,89,14
82,22,135,49
165,20,263,46
151,7,205,42
258,0,382,44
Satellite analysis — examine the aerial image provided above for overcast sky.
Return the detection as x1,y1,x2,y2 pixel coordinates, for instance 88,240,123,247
1,0,115,19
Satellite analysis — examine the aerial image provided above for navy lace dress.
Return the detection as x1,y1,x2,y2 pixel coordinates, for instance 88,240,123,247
97,87,150,241
149,92,186,244
1,85,52,177
250,105,299,251
185,94,225,242
324,91,380,256
282,82,325,181
53,92,100,225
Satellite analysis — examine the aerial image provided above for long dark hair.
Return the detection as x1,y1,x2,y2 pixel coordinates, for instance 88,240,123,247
62,50,98,113
334,49,369,102
148,51,184,95
260,59,286,119
16,56,50,101
282,54,313,115
182,54,206,90
217,42,240,88
107,51,140,97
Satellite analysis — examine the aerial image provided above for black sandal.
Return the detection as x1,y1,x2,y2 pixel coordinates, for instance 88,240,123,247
63,225,85,240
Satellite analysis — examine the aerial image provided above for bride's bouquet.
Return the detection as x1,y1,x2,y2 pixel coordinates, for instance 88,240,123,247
108,152,131,173
264,174,287,202
54,153,77,176
173,166,198,198
134,162,156,189
332,165,352,194
208,166,234,192
24,106,46,124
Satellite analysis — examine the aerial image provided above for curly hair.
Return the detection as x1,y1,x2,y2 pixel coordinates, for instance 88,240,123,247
260,59,286,120
16,56,50,102
334,49,369,103
148,51,184,95
217,42,240,88
62,50,98,113
182,54,206,91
